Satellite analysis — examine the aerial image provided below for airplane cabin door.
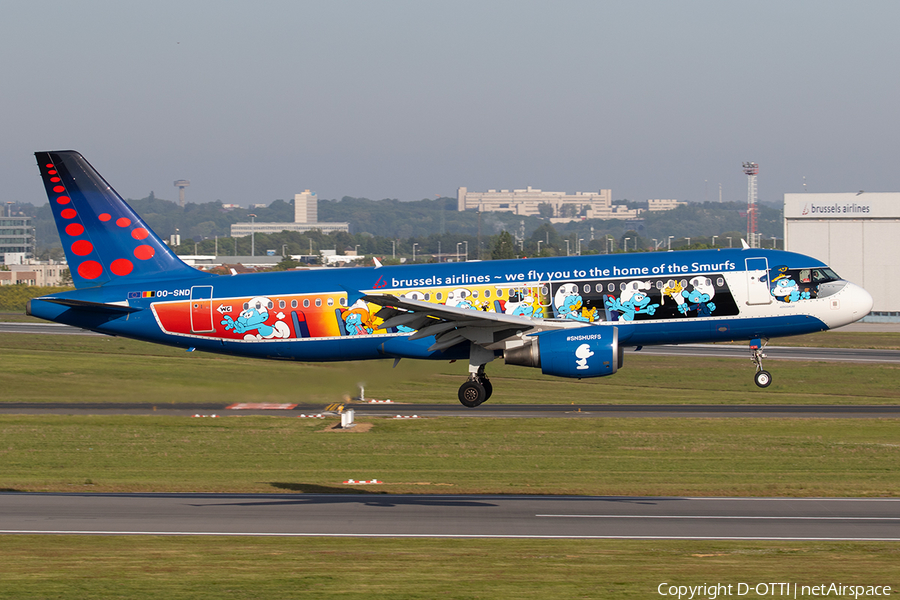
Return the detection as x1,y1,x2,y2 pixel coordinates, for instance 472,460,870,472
190,286,215,332
745,258,772,305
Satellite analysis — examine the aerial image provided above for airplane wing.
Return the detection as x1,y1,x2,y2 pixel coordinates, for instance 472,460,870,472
362,293,582,352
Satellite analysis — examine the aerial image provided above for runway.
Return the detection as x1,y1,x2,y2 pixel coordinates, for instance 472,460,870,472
2,322,898,364
2,493,898,540
1,402,899,418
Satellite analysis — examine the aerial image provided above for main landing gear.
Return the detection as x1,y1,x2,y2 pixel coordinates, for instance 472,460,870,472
458,343,495,408
750,338,772,388
458,368,493,408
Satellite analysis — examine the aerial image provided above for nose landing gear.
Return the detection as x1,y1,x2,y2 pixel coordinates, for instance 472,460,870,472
750,338,772,388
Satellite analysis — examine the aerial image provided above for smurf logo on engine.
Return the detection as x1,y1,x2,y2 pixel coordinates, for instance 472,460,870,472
575,343,594,370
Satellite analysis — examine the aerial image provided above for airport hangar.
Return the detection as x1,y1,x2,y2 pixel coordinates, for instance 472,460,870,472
784,192,900,322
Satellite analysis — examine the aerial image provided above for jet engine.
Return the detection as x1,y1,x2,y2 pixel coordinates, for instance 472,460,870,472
504,326,623,378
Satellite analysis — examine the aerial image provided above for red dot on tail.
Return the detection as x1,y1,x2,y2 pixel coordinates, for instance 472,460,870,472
99,213,112,222
53,186,65,193
56,196,71,204
46,163,54,168
50,177,61,183
77,261,103,280
131,227,149,240
111,258,134,276
116,217,131,228
61,208,77,219
134,245,155,260
48,170,57,175
65,223,84,236
71,240,93,256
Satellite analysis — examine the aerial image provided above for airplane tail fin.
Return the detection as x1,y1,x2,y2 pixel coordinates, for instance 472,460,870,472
35,151,202,289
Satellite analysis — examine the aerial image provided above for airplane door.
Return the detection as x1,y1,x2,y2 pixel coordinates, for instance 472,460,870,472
190,286,215,332
745,258,772,305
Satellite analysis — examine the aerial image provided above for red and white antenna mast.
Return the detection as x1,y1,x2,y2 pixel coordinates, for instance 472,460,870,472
743,162,759,248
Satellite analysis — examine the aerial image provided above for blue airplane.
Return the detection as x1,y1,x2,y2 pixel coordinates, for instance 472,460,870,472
28,151,874,407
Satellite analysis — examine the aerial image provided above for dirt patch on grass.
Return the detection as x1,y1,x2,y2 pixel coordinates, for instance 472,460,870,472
320,422,374,433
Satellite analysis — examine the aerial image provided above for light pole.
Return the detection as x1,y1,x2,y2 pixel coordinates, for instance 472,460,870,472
464,240,468,262
392,240,396,259
565,240,570,256
685,237,691,248
652,238,658,251
437,241,441,262
727,236,733,248
578,238,583,256
282,244,288,258
413,243,418,262
667,235,674,250
712,236,717,247
624,237,630,252
248,214,256,257
456,242,461,262
537,240,543,256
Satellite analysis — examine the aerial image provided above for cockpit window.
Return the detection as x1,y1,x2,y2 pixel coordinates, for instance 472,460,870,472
811,268,840,283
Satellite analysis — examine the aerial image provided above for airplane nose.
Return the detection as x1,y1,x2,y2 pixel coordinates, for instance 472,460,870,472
830,281,873,328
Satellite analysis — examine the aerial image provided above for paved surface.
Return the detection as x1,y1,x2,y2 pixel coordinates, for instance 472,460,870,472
1,402,899,419
1,493,898,540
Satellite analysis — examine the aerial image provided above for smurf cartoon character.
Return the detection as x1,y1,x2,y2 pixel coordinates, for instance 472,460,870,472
504,289,544,318
553,283,596,322
574,343,594,370
678,276,717,317
342,299,377,335
221,296,291,341
771,274,811,303
445,288,477,310
604,281,659,321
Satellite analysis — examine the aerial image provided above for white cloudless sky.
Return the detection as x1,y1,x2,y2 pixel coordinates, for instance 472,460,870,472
3,0,899,206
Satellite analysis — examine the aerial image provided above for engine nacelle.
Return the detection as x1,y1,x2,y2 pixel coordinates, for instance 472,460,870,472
504,326,623,378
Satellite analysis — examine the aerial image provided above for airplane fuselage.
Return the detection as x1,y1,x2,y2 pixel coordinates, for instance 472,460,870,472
29,248,870,362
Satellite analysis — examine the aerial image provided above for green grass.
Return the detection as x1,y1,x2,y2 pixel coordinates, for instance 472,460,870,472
0,537,897,599
0,333,898,405
1,415,898,496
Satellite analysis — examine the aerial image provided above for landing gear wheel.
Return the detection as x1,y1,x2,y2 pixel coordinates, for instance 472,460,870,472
458,380,486,408
754,370,772,388
481,378,493,400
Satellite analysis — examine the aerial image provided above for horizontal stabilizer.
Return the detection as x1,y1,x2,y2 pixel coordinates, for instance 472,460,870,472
36,297,140,314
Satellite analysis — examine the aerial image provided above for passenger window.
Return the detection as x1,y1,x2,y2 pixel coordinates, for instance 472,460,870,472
620,282,627,291
315,298,322,307
655,281,664,289
717,277,724,287
424,293,430,301
595,283,603,293
583,284,591,294
485,290,491,298
291,300,298,309
436,292,443,301
303,299,310,308
608,283,615,292
327,298,334,306
339,297,347,307
279,300,286,309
